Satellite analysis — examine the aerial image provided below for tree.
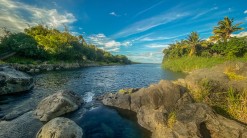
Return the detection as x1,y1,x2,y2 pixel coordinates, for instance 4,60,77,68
186,32,202,56
213,17,244,42
0,32,47,59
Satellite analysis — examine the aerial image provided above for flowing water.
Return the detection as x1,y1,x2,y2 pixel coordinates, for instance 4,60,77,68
0,64,185,138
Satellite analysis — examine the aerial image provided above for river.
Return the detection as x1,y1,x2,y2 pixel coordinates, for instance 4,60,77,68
0,64,185,138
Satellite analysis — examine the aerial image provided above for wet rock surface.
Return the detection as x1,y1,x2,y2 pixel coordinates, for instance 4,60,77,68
0,66,34,95
0,111,43,138
36,117,83,138
35,90,83,122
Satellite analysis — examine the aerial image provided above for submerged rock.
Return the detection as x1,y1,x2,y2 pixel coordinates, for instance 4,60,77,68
102,80,247,138
36,117,83,138
0,66,34,95
35,90,83,122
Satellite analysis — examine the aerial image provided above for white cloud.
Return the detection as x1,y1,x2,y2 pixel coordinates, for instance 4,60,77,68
109,12,119,17
105,40,121,48
107,47,120,52
231,32,247,37
87,33,132,52
146,44,169,48
133,1,164,18
122,41,132,47
126,52,163,63
192,7,218,19
0,0,76,33
140,36,176,42
96,33,106,38
113,11,190,38
244,10,247,14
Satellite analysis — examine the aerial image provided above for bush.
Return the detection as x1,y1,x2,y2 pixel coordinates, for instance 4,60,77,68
0,32,47,59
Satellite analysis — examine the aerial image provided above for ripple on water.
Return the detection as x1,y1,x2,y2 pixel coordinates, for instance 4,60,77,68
83,92,95,103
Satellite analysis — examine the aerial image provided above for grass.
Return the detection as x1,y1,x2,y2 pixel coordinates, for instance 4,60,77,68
189,85,247,124
0,60,5,64
224,66,247,80
163,56,247,72
226,88,247,123
167,111,176,128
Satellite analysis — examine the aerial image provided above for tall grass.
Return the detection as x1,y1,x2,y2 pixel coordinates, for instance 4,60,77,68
189,86,247,124
227,88,247,123
163,56,247,72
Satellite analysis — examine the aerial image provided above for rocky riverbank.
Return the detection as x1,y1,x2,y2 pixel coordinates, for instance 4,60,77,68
1,62,247,138
0,61,126,74
102,61,247,138
0,66,34,95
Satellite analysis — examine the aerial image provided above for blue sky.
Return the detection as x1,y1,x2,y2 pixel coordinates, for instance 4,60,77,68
0,0,247,63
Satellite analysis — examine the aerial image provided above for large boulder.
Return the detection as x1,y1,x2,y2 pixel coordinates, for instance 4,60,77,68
102,80,247,138
0,66,34,95
36,117,83,138
35,90,83,122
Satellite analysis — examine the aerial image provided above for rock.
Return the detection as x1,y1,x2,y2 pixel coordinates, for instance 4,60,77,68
0,111,43,138
0,66,34,95
184,61,247,93
34,69,40,73
36,117,83,138
35,90,83,122
29,69,35,73
102,80,247,138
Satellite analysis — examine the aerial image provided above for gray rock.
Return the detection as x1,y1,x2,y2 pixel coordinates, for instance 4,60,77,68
0,66,34,95
35,90,83,121
102,80,247,138
0,111,43,138
36,117,83,138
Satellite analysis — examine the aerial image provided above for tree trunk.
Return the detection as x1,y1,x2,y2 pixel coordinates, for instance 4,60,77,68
189,45,196,56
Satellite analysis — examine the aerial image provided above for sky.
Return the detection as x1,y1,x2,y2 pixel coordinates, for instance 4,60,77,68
0,0,247,63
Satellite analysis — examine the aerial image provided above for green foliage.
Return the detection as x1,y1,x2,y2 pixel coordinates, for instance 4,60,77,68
0,32,47,59
212,37,247,58
0,25,131,64
213,17,244,42
163,56,228,72
226,88,247,123
162,17,246,72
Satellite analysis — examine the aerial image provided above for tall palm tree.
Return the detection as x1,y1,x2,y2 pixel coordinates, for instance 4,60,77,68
186,32,202,56
213,17,244,42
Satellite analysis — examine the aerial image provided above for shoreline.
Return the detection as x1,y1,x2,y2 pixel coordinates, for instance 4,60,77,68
0,62,131,74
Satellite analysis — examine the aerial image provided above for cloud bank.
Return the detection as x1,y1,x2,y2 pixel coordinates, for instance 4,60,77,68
87,33,132,52
0,0,76,33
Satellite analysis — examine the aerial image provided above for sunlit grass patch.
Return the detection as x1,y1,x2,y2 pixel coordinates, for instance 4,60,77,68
224,71,247,80
227,88,247,123
162,56,247,72
167,111,176,128
0,60,5,64
224,66,247,80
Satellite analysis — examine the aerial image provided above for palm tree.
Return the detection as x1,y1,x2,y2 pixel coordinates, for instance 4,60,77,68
186,32,202,56
213,17,244,42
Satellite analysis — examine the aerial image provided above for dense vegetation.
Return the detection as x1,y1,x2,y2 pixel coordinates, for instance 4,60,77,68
0,25,131,64
162,17,247,72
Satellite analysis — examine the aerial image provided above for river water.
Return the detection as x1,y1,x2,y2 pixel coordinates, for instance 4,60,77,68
0,64,185,138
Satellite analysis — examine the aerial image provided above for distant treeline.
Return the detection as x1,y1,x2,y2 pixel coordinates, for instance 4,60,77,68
163,17,247,60
0,25,131,64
